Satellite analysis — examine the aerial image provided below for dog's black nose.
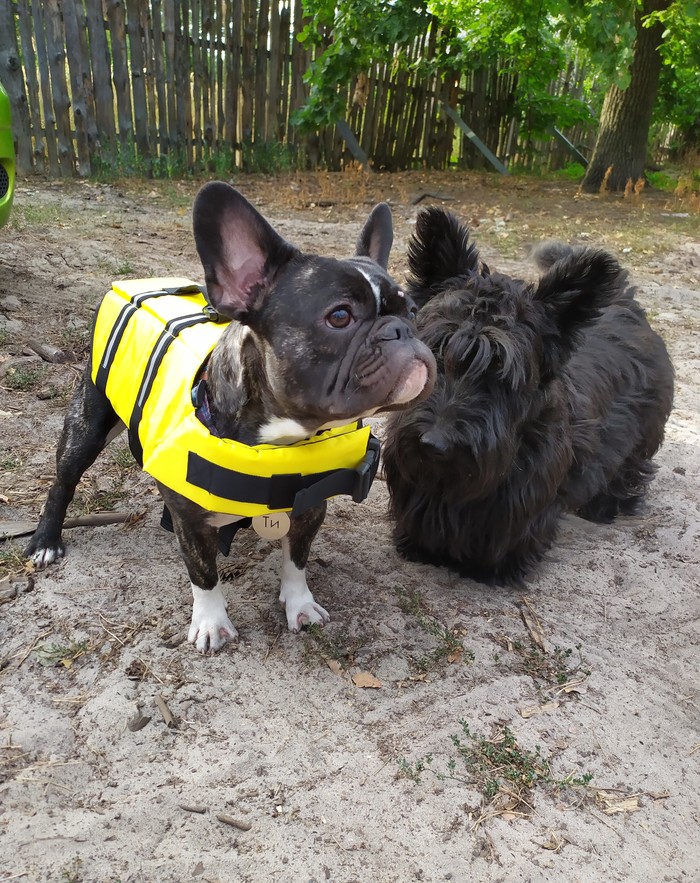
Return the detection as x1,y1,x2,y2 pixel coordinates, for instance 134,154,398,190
419,429,450,455
375,317,413,341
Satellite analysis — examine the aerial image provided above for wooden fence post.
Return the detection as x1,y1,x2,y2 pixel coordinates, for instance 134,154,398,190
62,0,93,176
85,0,117,162
125,0,150,160
0,0,32,174
106,0,134,156
45,0,75,175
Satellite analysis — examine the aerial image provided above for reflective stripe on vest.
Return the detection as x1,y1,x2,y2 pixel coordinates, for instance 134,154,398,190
90,278,376,516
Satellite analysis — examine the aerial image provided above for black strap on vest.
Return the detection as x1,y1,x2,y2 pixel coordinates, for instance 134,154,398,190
185,434,380,518
92,283,213,466
161,436,380,556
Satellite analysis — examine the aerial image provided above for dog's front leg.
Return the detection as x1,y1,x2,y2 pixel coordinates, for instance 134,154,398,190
158,486,238,654
280,503,330,632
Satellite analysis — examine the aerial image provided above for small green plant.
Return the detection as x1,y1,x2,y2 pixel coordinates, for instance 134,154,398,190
0,451,20,469
513,640,590,688
241,140,300,174
113,259,135,276
552,161,587,181
0,545,26,579
110,443,135,471
302,622,366,666
397,753,434,783
60,855,84,883
32,639,92,670
398,720,594,821
3,362,46,391
395,586,473,671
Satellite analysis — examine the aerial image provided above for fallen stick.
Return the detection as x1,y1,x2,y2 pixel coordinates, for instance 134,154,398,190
25,339,73,364
155,694,177,729
1,511,133,540
216,813,252,831
180,803,207,814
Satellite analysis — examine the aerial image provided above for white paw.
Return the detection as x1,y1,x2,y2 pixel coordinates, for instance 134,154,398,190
188,584,239,654
283,595,331,634
30,545,64,569
279,538,331,633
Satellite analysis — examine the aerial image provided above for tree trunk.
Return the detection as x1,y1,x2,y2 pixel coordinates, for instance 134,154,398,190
581,0,670,193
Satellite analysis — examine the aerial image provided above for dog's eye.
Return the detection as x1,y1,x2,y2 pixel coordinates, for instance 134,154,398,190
327,307,353,329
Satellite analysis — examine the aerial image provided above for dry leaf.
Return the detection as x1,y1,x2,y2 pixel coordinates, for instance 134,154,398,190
537,832,563,851
325,658,344,676
447,649,463,664
352,671,381,689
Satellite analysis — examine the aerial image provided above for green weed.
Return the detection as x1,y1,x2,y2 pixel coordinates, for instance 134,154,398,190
3,362,46,391
32,639,93,670
398,720,594,822
395,586,474,671
302,622,366,667
0,545,26,580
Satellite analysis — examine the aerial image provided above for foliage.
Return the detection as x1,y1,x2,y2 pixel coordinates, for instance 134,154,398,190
294,1,430,130
653,4,700,142
298,0,697,149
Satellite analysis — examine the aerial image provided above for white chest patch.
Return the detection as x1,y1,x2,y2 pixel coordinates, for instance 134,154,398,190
257,416,309,445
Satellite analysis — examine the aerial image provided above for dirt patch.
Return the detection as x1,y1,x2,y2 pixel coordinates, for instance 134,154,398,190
1,171,698,882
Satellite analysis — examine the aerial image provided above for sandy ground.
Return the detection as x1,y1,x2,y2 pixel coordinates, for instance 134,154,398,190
0,171,698,883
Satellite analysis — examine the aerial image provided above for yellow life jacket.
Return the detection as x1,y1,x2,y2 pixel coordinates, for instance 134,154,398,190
90,278,378,517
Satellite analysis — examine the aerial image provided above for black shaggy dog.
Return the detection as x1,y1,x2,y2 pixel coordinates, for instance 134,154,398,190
383,207,674,585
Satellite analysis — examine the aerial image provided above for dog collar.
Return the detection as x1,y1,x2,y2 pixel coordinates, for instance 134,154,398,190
90,278,380,517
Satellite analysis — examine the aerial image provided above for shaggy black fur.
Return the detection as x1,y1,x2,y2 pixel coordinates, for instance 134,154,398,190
383,208,674,585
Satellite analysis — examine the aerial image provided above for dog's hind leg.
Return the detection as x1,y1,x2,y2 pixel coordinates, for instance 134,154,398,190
577,453,657,523
26,372,123,568
279,503,330,632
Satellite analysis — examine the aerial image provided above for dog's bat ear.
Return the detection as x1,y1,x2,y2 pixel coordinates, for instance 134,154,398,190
407,208,480,292
534,248,625,371
355,202,393,269
193,182,297,320
529,240,575,271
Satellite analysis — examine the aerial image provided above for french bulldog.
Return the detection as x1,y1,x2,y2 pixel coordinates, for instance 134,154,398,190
25,183,436,653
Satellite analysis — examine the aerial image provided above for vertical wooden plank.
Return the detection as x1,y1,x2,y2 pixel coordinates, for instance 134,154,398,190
150,0,169,153
202,0,214,150
240,0,255,146
278,0,291,138
73,1,99,158
84,0,116,159
125,0,150,159
62,0,92,175
105,0,134,155
191,0,203,161
30,0,60,175
254,0,269,141
176,0,192,166
0,0,32,173
15,0,44,170
224,0,242,161
163,0,178,150
215,0,225,143
266,0,281,140
140,0,159,155
44,0,75,174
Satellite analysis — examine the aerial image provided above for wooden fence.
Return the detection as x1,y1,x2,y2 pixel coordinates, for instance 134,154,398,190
0,0,596,178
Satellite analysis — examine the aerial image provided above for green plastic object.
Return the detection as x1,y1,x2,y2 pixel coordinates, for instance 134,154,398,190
0,81,15,226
